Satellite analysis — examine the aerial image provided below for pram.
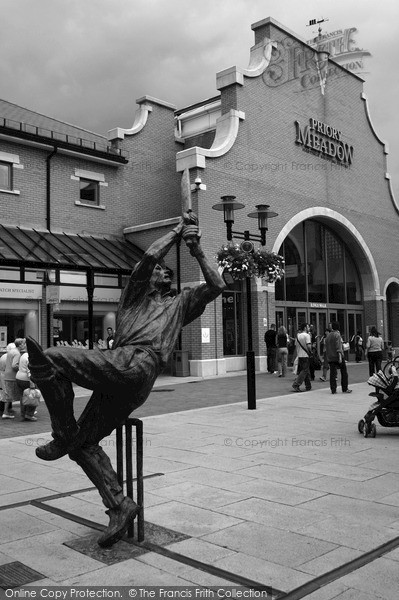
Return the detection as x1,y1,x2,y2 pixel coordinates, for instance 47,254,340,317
358,365,399,438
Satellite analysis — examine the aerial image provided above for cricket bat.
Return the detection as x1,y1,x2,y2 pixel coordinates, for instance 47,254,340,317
181,168,192,215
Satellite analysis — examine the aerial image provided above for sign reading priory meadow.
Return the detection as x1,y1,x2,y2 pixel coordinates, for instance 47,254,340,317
295,117,354,166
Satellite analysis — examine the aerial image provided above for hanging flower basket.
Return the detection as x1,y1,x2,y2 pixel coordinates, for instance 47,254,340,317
215,242,257,280
215,242,285,282
253,248,285,283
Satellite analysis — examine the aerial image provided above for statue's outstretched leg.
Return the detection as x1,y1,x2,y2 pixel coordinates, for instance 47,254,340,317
26,337,81,460
69,445,140,548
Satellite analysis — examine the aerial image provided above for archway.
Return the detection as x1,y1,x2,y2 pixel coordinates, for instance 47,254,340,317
272,207,380,304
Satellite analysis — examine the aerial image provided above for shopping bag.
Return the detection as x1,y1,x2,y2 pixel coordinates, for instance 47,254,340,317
22,387,42,407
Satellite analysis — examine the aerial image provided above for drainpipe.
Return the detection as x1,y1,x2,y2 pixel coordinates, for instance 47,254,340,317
46,147,57,231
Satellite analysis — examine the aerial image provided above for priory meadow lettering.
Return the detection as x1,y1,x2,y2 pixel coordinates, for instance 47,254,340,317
295,117,354,166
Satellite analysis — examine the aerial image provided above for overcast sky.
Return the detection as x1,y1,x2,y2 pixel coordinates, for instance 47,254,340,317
2,0,399,196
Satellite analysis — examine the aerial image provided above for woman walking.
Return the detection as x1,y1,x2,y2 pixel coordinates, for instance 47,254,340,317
3,339,26,419
319,328,330,382
16,339,37,421
276,325,289,377
366,326,384,377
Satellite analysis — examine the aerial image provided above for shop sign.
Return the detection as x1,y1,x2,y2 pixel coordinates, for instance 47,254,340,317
59,286,121,303
0,282,42,299
46,285,60,304
310,303,327,308
295,118,354,166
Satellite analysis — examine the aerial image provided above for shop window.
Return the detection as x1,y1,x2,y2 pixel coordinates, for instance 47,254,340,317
0,161,12,190
222,285,243,356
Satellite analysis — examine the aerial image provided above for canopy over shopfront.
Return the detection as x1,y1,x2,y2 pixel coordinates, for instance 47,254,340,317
0,225,142,273
0,225,143,346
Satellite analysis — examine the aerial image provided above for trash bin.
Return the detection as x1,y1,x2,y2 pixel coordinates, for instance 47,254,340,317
173,350,190,377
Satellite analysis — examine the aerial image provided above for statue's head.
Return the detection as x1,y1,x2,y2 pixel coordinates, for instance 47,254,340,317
150,262,174,293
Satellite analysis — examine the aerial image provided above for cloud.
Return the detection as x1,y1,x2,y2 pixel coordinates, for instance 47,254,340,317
1,0,398,195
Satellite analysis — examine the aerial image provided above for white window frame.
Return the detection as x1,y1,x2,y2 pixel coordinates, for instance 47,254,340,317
71,168,107,210
0,151,21,195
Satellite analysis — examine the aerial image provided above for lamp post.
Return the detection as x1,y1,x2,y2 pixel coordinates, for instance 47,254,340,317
212,196,278,410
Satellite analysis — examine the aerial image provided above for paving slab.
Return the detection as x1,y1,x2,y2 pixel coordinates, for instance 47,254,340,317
337,556,399,599
151,480,251,508
201,521,337,567
145,500,244,537
0,529,103,582
61,559,205,586
212,552,313,592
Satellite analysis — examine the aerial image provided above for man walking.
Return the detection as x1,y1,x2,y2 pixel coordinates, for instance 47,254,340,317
325,321,352,395
27,209,225,548
264,323,277,373
292,323,312,392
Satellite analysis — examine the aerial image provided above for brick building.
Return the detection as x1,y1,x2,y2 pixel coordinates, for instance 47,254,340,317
1,17,398,376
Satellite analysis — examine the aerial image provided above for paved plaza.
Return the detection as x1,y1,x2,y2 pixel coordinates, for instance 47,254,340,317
1,363,399,598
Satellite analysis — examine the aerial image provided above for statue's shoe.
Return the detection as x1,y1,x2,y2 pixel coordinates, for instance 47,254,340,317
35,431,80,461
98,497,139,548
26,336,55,382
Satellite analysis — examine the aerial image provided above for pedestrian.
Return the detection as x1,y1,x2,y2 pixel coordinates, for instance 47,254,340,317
264,324,277,373
3,340,26,419
308,324,317,381
106,327,115,349
365,326,384,376
16,340,37,422
325,321,352,394
354,330,364,363
27,209,225,548
276,325,289,377
0,350,8,417
292,323,312,392
319,328,330,382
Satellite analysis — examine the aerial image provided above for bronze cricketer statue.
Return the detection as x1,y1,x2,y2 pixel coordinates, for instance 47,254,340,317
26,170,225,548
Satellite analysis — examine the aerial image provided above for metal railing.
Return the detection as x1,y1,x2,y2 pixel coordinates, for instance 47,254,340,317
0,117,128,159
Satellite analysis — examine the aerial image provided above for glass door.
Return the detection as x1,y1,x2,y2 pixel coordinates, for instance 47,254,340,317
310,310,327,353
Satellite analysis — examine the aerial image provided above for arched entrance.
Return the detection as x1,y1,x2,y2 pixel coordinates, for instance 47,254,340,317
271,208,379,349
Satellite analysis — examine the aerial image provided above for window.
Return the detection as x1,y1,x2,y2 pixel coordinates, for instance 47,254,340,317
73,168,106,209
0,161,12,190
79,178,99,206
276,220,362,305
222,284,243,355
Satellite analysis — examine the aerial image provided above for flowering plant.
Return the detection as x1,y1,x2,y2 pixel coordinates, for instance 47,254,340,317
215,243,257,280
215,243,285,282
253,248,285,282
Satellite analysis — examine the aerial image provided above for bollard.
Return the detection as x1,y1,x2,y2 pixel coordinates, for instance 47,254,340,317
116,417,144,542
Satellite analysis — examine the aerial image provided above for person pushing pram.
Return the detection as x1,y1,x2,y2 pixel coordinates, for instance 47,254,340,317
358,365,399,437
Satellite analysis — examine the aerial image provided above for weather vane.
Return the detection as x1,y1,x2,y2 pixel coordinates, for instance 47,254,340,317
307,17,329,41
